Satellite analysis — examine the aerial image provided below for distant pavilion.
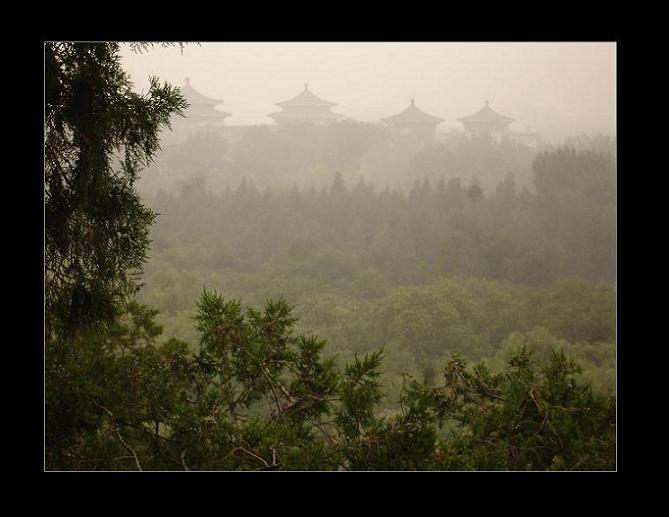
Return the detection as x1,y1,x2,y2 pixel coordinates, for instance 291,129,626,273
458,101,539,147
164,78,231,145
457,101,514,135
381,99,443,141
180,77,230,126
268,84,344,125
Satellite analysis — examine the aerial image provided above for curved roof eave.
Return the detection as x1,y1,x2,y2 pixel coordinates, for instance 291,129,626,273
275,85,338,108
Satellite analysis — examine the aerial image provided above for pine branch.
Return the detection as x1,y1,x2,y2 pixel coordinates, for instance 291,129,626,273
114,426,143,471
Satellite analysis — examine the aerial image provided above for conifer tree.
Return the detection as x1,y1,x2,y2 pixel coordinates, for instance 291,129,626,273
45,42,187,344
45,42,187,460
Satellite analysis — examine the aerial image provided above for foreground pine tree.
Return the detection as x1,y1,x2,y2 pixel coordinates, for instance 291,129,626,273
45,42,187,457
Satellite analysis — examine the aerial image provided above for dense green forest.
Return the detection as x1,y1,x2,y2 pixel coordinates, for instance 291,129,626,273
143,146,615,288
45,42,616,471
138,149,616,401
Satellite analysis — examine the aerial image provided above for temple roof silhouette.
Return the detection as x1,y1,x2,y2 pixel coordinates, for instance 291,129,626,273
457,101,515,124
181,78,223,106
180,78,230,118
275,84,338,108
382,99,443,125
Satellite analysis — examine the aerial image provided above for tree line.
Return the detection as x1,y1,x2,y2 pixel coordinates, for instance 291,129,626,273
145,146,615,289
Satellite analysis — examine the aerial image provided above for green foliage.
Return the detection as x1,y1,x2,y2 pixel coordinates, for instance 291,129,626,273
45,42,190,470
46,292,614,471
47,293,341,470
45,42,187,343
138,265,615,395
432,348,615,470
494,327,615,394
143,147,615,293
337,351,385,440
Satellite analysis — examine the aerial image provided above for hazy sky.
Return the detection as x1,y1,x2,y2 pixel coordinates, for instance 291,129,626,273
121,42,616,139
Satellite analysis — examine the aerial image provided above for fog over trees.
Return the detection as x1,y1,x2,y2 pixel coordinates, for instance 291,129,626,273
45,42,616,471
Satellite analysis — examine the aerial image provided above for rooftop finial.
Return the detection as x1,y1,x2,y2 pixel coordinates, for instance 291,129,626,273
304,82,309,90
485,100,489,106
185,77,190,85
411,98,415,105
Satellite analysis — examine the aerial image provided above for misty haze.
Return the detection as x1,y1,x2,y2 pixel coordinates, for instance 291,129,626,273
45,42,616,471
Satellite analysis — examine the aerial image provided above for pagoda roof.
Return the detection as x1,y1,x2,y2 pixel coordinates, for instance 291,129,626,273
180,77,222,106
381,100,444,125
276,84,338,108
457,101,515,124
